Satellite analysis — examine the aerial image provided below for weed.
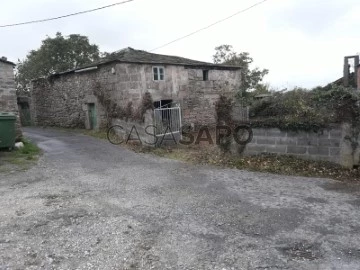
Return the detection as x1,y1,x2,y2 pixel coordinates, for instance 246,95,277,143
0,139,41,172
141,145,360,182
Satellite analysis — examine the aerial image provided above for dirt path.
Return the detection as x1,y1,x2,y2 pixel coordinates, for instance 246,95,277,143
0,127,360,269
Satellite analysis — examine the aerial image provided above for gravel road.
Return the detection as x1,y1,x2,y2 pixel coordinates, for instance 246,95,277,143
0,127,360,270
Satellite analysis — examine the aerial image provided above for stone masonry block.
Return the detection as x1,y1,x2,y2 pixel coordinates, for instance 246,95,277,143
276,137,297,145
330,147,340,156
330,129,342,139
256,137,276,145
266,129,287,137
316,130,330,139
297,137,318,146
130,74,141,82
287,146,307,155
308,147,329,156
265,145,287,153
318,138,340,147
287,131,308,138
252,128,266,136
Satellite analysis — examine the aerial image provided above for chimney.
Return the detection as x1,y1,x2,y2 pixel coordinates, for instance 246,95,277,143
344,58,350,87
1,56,7,61
343,55,359,87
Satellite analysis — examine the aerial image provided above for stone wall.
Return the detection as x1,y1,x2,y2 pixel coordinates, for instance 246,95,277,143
31,62,241,130
243,127,343,164
181,68,241,126
111,110,156,146
0,60,21,138
104,64,241,127
31,70,107,129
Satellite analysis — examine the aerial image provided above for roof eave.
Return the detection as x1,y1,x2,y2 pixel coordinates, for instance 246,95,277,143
33,58,241,80
99,59,241,70
0,59,16,66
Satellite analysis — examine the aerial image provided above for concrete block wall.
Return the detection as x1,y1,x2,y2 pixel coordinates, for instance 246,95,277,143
244,127,342,164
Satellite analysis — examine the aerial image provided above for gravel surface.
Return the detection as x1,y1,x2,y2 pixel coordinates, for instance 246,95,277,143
1,127,360,270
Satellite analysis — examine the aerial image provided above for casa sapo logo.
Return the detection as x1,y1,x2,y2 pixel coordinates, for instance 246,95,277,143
107,125,253,146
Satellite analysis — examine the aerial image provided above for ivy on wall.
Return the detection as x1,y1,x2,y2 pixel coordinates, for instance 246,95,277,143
215,95,233,153
92,81,154,127
249,85,360,132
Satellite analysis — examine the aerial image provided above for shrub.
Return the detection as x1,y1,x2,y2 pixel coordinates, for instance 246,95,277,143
93,81,154,124
215,95,233,125
249,85,360,131
215,95,233,153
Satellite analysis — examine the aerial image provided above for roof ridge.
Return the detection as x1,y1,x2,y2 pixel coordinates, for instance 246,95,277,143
108,47,209,62
45,47,241,78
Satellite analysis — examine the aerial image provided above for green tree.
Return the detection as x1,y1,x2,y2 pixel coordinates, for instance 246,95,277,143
16,32,100,94
213,45,269,99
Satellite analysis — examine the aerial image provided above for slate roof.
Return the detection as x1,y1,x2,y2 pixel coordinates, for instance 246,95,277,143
0,57,15,66
100,47,240,68
55,47,241,76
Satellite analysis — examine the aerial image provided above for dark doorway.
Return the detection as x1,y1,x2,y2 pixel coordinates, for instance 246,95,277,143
154,99,173,109
17,97,31,126
88,103,97,130
153,99,173,130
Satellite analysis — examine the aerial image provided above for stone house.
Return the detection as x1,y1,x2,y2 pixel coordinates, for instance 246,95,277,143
30,48,241,134
0,57,21,138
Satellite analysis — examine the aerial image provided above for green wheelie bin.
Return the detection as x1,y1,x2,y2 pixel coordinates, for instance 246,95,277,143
0,112,16,149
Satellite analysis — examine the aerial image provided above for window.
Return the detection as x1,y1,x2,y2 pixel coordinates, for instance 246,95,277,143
154,99,172,109
153,66,165,81
203,70,209,81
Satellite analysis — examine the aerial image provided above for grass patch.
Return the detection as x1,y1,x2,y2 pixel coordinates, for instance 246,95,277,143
0,139,41,173
16,139,41,156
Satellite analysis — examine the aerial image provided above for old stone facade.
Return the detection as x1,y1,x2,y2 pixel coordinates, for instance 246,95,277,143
0,57,21,137
31,48,241,130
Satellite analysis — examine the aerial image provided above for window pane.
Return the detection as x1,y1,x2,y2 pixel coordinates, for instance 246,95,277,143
153,67,158,80
159,68,164,80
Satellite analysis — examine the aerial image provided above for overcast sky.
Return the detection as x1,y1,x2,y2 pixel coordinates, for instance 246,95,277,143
1,0,360,89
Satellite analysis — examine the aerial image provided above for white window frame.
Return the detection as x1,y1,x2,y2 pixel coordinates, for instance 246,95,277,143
153,66,165,81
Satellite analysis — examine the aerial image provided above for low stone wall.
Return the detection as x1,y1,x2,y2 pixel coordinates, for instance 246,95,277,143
111,110,182,147
111,110,156,146
243,127,343,164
